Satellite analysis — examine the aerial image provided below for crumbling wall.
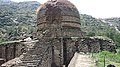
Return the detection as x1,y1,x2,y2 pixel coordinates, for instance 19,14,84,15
9,39,52,67
77,38,116,53
0,42,23,65
0,37,116,67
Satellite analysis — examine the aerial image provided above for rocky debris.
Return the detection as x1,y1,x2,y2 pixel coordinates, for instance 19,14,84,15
1,57,22,67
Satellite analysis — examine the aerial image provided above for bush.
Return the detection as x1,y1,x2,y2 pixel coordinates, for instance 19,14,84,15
93,51,120,67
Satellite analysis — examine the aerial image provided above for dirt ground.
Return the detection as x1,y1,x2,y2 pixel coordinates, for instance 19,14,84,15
68,52,96,67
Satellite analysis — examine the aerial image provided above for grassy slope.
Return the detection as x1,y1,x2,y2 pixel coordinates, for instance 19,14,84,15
93,51,120,67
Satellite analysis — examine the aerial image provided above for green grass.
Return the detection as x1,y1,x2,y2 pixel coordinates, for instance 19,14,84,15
93,51,120,67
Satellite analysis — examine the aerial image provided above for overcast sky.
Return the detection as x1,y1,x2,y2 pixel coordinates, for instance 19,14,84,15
11,0,120,18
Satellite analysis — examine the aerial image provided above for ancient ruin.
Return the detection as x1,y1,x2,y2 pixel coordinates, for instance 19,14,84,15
0,0,116,67
32,0,84,66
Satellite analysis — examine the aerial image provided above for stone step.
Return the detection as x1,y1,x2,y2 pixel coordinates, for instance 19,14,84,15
18,61,39,67
21,55,42,61
21,57,41,61
18,64,38,67
22,60,40,63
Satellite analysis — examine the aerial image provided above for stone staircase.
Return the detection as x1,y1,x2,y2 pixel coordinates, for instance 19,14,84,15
1,40,51,67
18,54,41,67
17,38,53,67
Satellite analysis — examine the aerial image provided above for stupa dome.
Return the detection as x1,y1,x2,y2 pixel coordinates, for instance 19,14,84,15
37,0,83,38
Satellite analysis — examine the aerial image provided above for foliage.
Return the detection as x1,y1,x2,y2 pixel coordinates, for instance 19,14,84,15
93,51,120,67
105,29,120,47
80,14,120,48
0,0,120,48
81,14,115,37
103,17,120,29
0,1,40,42
86,31,95,37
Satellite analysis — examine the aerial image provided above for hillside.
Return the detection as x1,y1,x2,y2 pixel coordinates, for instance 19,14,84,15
0,1,40,42
0,1,120,48
102,17,120,31
0,1,120,67
80,14,116,36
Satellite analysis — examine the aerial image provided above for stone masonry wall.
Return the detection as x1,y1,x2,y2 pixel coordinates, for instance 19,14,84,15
0,37,116,67
77,38,116,53
0,42,23,65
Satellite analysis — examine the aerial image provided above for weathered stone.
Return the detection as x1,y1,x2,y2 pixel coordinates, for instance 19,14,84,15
37,0,84,38
36,0,83,66
0,41,24,65
77,37,116,53
0,0,116,67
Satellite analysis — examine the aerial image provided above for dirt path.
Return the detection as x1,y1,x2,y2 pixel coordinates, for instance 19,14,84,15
68,52,96,67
